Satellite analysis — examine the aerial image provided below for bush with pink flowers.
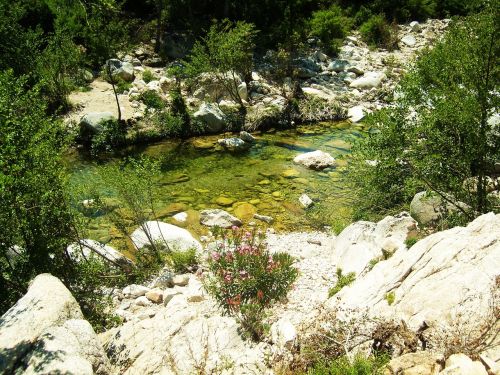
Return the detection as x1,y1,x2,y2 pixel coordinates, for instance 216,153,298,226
204,226,298,340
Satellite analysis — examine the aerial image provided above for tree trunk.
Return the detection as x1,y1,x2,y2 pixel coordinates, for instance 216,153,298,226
106,62,121,122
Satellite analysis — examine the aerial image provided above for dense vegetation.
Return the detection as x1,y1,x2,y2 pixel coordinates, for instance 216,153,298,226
350,7,499,222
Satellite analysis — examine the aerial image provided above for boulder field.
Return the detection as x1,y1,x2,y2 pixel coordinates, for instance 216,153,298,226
1,212,498,374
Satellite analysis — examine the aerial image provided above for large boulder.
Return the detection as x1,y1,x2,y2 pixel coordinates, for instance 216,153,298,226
349,72,386,89
384,352,444,375
101,292,267,374
67,239,134,269
348,105,366,123
0,274,110,374
130,221,202,252
193,102,226,133
293,150,336,170
107,58,135,82
331,212,417,276
328,213,500,357
217,137,252,152
409,191,466,225
79,111,116,139
200,209,243,228
328,59,349,73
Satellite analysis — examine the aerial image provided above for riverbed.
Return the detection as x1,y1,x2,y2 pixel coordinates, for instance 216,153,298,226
68,121,366,248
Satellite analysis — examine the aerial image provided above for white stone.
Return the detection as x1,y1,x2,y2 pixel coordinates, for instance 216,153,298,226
237,82,248,101
240,131,256,143
67,239,133,268
410,21,421,32
349,72,386,90
172,274,190,286
145,288,164,304
271,318,297,350
294,150,336,170
299,194,314,209
401,34,417,47
441,354,488,375
135,296,153,307
0,274,110,374
200,209,243,228
131,221,202,253
348,105,366,123
172,212,188,222
328,213,500,342
217,137,252,152
163,289,180,306
123,284,150,298
192,102,226,133
332,212,417,276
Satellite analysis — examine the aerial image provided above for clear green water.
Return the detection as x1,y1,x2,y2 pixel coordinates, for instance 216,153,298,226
67,122,366,246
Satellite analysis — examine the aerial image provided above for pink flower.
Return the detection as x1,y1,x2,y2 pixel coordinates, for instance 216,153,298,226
211,251,221,261
239,270,249,279
224,272,233,283
231,225,239,231
225,252,234,262
244,231,252,239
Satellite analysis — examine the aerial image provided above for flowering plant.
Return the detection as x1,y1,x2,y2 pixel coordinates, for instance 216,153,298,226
204,226,298,340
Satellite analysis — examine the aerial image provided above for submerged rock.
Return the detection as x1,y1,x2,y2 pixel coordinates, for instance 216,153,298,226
299,194,314,208
217,137,252,152
200,209,243,228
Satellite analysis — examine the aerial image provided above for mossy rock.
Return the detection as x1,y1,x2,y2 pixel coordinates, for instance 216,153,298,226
156,202,189,219
258,179,271,185
233,202,257,222
281,169,300,179
216,196,235,206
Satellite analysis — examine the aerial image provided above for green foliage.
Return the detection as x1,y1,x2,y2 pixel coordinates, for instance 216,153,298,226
140,90,164,109
359,15,398,50
90,119,127,155
184,19,258,108
385,291,395,305
329,268,356,297
309,5,353,55
142,69,155,83
351,9,499,219
115,78,133,94
96,157,163,255
404,237,419,248
305,354,389,375
167,248,198,273
0,71,75,312
205,227,298,340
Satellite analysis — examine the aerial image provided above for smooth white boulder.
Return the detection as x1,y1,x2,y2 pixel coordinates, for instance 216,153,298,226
131,221,202,252
349,72,386,89
348,105,366,123
192,102,226,133
200,209,243,228
294,150,335,170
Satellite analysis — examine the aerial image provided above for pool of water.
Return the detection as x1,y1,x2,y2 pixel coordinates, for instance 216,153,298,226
67,121,366,247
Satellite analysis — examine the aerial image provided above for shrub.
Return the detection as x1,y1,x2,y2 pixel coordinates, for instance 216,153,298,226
115,78,132,94
359,15,398,50
385,292,395,305
204,227,298,340
142,69,155,83
167,248,198,273
309,5,353,55
140,90,164,109
305,354,389,375
404,237,418,248
329,268,356,297
90,119,127,155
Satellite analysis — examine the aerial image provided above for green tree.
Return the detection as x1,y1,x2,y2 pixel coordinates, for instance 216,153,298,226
184,19,258,117
351,8,499,220
0,71,76,311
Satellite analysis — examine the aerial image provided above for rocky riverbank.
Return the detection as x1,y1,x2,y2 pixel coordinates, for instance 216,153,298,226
1,212,498,374
66,19,450,140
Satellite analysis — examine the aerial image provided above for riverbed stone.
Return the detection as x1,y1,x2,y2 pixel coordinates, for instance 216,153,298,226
200,209,243,228
193,102,226,133
294,150,336,170
349,72,386,89
215,196,235,207
299,194,314,208
218,137,252,152
233,202,257,222
130,221,202,252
